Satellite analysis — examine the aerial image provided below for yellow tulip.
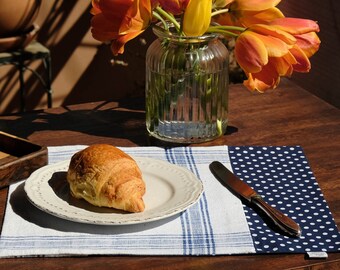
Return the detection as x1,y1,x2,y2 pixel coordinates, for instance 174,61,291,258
183,0,212,36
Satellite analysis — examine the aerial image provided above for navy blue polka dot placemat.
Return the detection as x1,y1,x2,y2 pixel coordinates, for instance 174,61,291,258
228,146,340,253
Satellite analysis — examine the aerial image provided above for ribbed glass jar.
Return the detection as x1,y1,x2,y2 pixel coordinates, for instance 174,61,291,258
145,23,229,143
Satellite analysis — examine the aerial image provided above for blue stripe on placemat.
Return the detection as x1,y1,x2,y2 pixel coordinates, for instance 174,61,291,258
121,146,252,255
228,146,340,253
187,147,216,255
165,147,216,255
164,148,187,254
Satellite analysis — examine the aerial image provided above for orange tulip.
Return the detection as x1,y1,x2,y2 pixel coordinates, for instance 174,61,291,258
91,0,152,55
235,18,320,92
268,18,321,58
213,0,230,8
91,0,101,15
158,0,189,15
213,0,284,27
230,0,282,11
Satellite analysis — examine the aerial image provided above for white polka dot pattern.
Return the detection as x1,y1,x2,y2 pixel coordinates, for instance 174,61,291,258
228,146,340,253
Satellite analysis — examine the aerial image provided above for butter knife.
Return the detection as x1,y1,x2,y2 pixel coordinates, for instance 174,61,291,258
209,161,301,237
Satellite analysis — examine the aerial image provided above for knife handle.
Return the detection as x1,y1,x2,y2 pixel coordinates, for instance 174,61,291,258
251,195,301,237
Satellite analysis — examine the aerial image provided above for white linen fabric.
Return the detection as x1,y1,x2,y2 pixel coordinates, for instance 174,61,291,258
0,145,255,258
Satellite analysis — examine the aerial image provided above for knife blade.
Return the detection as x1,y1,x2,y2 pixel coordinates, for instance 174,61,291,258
209,161,301,237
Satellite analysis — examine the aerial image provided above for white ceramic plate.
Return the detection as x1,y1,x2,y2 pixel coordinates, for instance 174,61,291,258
24,157,204,225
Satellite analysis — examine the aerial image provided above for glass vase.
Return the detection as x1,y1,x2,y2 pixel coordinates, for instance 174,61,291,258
145,23,229,143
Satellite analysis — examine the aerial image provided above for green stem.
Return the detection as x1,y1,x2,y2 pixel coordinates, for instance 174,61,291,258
206,28,239,38
208,25,246,32
211,8,229,17
206,25,246,37
155,6,181,33
152,11,168,31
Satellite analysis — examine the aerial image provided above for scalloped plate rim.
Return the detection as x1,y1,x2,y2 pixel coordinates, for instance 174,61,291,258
24,157,204,226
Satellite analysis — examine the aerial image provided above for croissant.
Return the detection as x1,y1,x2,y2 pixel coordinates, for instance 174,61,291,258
66,144,145,213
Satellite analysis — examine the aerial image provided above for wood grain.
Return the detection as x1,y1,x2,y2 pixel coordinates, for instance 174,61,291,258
0,79,339,269
0,131,48,188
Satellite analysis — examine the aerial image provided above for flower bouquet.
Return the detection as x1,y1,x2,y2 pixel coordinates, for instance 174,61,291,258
90,0,320,143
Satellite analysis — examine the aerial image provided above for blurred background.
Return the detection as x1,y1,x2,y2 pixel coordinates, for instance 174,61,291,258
0,0,339,115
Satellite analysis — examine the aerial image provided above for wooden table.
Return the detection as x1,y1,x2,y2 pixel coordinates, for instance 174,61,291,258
0,79,339,269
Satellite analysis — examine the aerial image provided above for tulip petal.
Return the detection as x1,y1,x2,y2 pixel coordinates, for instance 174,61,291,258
183,0,212,36
269,18,320,35
213,4,283,28
235,31,268,73
233,0,281,11
249,32,291,57
111,30,143,55
213,12,236,28
99,0,133,21
295,32,321,58
91,0,101,15
290,46,311,73
91,14,119,42
158,0,190,15
91,0,151,55
238,8,284,26
270,54,295,76
119,0,151,34
249,24,296,45
244,62,280,92
213,0,231,8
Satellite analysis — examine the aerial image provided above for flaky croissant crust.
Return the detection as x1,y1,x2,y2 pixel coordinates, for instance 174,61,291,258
67,144,145,213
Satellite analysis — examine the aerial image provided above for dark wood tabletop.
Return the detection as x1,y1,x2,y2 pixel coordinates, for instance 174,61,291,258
0,79,339,269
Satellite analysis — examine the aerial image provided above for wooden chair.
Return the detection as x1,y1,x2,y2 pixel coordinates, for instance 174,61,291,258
0,41,52,112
